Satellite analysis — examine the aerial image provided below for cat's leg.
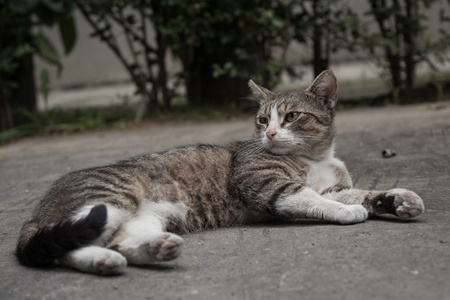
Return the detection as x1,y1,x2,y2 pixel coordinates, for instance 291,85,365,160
323,188,424,218
59,246,127,275
107,213,184,265
57,203,131,275
69,203,132,246
274,187,368,224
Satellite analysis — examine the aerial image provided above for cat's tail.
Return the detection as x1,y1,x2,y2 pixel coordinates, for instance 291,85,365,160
16,204,107,267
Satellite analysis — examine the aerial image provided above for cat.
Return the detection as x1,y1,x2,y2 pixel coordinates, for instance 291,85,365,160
16,70,425,275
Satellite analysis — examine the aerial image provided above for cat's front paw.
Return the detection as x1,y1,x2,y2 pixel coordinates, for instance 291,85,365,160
386,189,424,218
336,205,368,225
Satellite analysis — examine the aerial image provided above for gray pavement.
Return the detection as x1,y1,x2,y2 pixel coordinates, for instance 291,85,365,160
0,101,449,300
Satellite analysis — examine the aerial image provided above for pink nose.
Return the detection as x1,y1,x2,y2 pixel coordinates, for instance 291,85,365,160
266,129,277,140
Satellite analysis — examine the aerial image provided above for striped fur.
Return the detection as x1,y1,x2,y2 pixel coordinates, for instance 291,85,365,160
16,70,424,274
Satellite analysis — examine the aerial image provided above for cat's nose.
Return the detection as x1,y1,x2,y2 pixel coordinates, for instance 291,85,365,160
266,129,277,140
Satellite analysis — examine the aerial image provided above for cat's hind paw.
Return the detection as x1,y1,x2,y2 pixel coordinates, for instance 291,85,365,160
93,250,127,275
387,189,425,218
60,246,127,275
149,233,184,262
113,232,183,264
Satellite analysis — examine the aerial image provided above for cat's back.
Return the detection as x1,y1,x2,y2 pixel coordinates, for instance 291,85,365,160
131,143,247,231
133,143,235,201
31,144,235,225
126,143,234,179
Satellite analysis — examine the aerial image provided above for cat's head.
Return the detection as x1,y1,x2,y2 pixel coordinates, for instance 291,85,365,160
249,70,338,159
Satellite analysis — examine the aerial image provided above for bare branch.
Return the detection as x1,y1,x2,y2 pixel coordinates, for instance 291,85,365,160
76,1,154,108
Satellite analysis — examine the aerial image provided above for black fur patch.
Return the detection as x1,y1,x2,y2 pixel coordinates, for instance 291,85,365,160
362,193,396,215
16,204,107,267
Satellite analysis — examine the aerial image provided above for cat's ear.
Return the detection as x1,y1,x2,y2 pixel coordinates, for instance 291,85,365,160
306,70,338,108
248,79,275,104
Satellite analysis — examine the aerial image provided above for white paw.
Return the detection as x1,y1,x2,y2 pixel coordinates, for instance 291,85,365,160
387,188,425,218
60,246,127,275
336,205,368,225
93,250,127,275
148,233,184,262
115,232,184,264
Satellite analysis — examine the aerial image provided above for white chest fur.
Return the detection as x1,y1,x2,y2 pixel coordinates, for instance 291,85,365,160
305,156,345,194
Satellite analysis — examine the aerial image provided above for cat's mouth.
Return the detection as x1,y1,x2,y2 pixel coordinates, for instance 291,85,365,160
266,140,293,155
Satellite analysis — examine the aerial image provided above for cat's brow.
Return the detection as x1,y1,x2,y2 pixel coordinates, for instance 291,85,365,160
261,104,271,116
277,100,288,112
302,112,325,125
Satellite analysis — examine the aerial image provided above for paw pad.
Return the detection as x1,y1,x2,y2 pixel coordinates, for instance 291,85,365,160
387,189,424,218
148,233,183,261
93,252,127,275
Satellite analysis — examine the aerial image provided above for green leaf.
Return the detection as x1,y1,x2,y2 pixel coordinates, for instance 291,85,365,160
0,45,34,74
58,15,77,54
8,0,39,13
0,128,23,144
14,44,35,58
41,0,65,13
271,18,284,28
34,32,63,76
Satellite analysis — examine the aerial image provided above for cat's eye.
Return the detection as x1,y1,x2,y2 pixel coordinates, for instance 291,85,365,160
258,117,269,124
285,112,300,122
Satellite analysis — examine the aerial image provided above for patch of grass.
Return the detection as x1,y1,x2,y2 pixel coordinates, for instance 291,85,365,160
0,103,137,144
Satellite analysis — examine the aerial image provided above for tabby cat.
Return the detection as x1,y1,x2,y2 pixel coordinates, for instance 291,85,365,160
16,70,424,275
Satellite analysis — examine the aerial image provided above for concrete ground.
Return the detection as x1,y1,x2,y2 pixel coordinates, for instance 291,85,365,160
0,101,449,300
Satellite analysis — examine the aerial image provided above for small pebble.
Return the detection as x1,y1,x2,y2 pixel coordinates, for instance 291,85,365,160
382,149,396,158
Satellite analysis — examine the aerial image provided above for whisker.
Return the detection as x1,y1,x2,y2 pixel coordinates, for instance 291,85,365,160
234,139,266,158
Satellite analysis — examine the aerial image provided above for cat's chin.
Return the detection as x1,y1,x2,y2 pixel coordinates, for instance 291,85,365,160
265,143,294,155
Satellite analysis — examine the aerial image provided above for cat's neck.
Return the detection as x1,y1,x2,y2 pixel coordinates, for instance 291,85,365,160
297,140,336,162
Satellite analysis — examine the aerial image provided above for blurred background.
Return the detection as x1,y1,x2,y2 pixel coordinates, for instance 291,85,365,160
1,0,450,142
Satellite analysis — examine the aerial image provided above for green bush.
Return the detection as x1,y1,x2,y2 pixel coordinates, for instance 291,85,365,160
0,0,77,131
